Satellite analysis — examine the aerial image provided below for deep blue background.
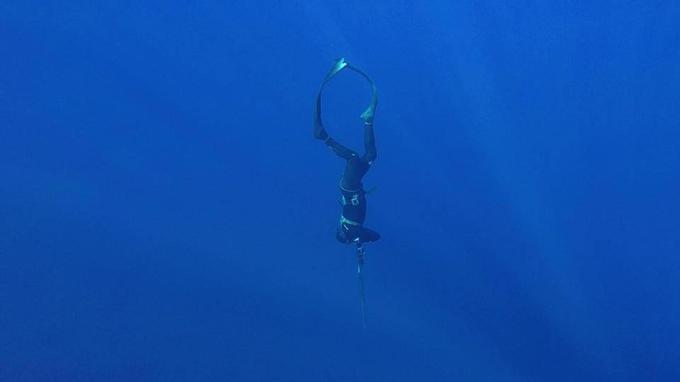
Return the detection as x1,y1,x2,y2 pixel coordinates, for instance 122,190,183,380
2,1,679,380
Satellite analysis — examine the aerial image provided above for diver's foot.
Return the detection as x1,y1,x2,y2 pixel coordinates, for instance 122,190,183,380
360,107,375,124
314,124,329,140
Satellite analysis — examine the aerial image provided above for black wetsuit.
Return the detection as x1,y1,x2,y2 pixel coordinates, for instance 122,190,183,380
315,117,381,245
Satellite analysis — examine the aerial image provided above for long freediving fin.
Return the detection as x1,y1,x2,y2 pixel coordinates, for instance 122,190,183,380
323,58,349,83
318,59,378,123
316,59,350,133
316,58,349,123
347,65,378,123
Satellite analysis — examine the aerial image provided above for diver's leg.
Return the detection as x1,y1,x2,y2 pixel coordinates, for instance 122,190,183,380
358,227,380,243
336,225,351,244
362,122,377,163
327,138,359,160
338,224,377,244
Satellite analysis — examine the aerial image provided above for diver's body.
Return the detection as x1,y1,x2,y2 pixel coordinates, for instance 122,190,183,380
314,78,380,245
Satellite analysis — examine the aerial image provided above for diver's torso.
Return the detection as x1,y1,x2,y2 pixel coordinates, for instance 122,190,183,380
339,187,366,224
340,157,371,223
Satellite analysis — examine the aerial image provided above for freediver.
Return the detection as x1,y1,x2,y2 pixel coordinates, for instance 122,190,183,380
313,59,381,246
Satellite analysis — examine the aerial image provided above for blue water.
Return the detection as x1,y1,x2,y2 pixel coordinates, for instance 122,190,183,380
2,1,679,380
